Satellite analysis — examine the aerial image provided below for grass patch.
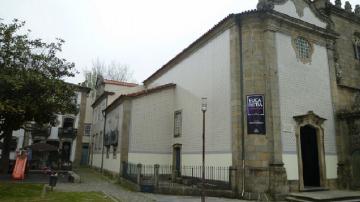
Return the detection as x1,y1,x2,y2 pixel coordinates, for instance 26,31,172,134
44,191,114,202
0,183,43,200
0,183,114,202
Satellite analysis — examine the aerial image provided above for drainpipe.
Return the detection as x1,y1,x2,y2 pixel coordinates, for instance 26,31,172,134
237,17,246,198
90,107,95,167
100,96,108,173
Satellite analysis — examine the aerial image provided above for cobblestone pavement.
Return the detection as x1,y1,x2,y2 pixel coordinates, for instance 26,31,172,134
56,168,249,202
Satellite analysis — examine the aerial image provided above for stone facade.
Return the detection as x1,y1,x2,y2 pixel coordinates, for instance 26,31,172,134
88,0,360,199
324,1,360,190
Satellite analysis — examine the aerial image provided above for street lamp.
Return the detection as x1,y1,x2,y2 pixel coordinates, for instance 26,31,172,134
201,97,207,202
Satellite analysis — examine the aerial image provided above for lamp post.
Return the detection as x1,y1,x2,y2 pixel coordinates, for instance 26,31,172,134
201,98,207,202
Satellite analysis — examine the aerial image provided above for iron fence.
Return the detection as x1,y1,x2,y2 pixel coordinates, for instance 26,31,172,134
122,162,232,190
122,162,138,184
181,165,230,182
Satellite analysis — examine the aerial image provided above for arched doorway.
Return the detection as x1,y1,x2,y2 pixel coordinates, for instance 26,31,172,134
300,125,320,187
294,111,327,190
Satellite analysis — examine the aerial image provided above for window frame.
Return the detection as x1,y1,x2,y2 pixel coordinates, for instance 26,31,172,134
84,124,91,136
354,38,360,61
113,146,117,159
292,36,314,64
174,110,182,138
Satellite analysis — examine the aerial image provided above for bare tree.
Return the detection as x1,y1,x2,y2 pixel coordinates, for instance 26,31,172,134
107,61,133,82
82,58,135,89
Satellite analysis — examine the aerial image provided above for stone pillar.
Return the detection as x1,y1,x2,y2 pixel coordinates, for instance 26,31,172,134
229,19,242,198
120,100,131,169
73,91,87,167
154,164,160,188
264,18,288,198
229,166,237,191
269,164,289,200
137,163,142,185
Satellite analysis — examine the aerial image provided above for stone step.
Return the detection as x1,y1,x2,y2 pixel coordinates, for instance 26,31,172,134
285,196,311,202
286,190,360,202
302,187,329,192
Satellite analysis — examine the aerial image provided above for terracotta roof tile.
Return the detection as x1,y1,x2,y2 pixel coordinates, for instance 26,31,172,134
105,83,176,113
103,79,138,87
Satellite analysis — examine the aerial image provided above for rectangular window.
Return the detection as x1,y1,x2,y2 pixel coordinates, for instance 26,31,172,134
354,43,360,60
174,110,182,137
99,132,103,151
84,124,91,136
113,146,117,159
106,146,109,159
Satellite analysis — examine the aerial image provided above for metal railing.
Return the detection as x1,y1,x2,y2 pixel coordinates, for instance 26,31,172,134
181,165,230,182
121,162,233,190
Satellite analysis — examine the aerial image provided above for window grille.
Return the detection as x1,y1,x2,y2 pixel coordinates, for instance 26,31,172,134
295,37,311,60
174,110,182,137
84,124,91,136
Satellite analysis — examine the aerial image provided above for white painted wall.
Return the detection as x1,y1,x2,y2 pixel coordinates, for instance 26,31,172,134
147,30,232,165
276,32,337,179
70,138,76,161
283,154,338,180
103,150,121,173
92,153,102,168
274,0,326,28
128,88,175,165
12,129,25,150
182,153,232,167
105,84,143,96
128,153,172,165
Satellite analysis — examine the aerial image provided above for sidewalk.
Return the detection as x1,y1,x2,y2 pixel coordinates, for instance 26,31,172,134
55,167,249,202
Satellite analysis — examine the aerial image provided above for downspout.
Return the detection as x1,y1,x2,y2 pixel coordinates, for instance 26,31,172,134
90,106,95,167
237,16,246,198
100,96,108,173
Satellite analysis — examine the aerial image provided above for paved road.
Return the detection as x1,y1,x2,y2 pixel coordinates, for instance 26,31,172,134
56,168,249,202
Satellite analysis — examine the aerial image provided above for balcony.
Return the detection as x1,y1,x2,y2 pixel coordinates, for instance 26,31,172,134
30,125,51,139
58,127,78,139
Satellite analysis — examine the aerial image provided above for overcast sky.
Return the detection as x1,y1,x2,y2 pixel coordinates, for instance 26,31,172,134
1,0,359,84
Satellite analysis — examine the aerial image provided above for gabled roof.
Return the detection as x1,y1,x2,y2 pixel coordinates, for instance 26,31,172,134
142,13,238,85
142,4,338,86
91,91,115,108
103,79,138,87
105,83,176,113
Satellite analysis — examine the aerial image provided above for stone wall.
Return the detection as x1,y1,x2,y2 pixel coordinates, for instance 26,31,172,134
328,3,360,189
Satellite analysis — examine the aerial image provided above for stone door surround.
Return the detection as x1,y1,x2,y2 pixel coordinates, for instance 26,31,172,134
293,111,327,191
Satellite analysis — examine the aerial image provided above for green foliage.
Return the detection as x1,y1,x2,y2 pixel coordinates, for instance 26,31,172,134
0,19,77,133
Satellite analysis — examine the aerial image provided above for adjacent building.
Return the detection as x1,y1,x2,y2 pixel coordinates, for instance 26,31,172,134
2,84,92,169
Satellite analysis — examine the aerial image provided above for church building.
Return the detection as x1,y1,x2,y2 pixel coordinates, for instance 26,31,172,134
90,0,360,198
